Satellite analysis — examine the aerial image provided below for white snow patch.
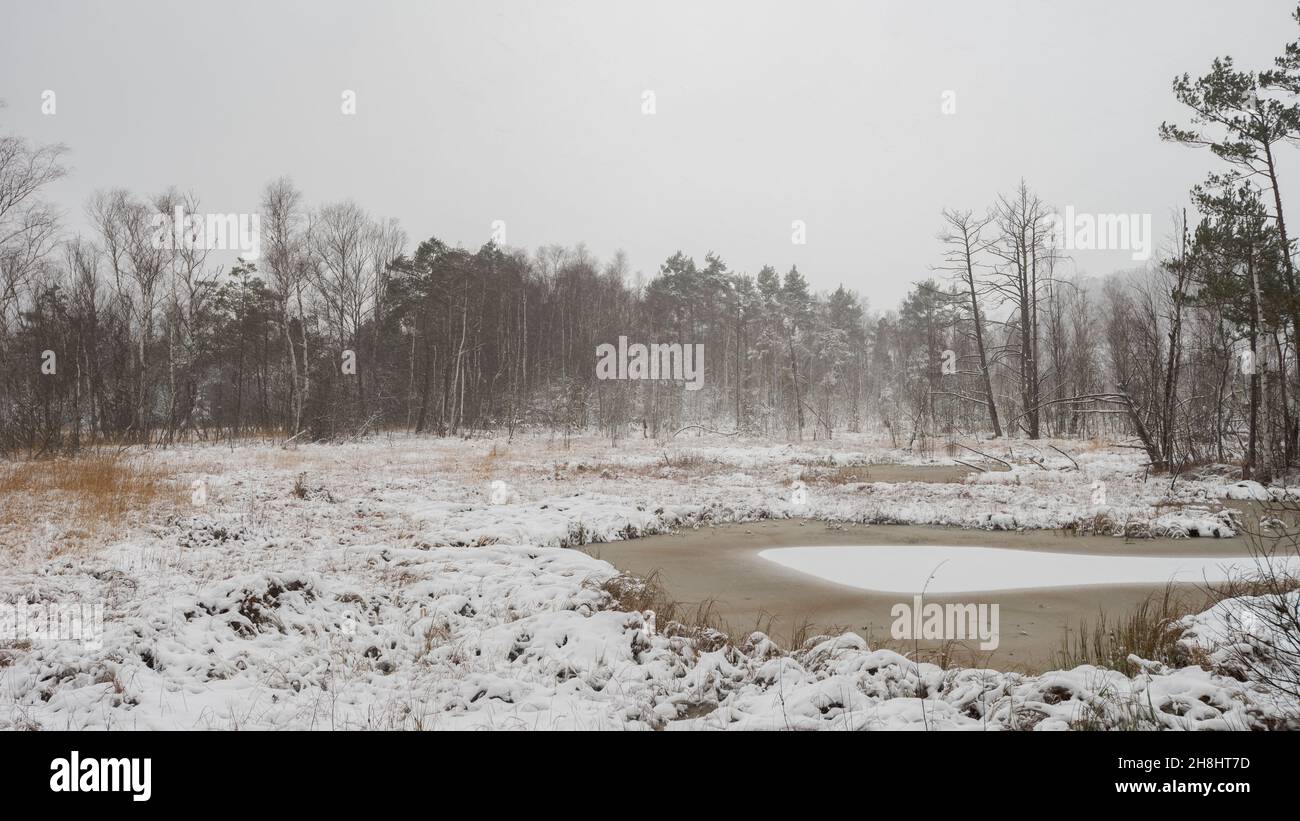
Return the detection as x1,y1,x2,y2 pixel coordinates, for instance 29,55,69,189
758,545,1298,594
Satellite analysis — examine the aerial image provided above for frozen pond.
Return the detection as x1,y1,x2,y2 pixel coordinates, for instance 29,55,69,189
758,545,1297,594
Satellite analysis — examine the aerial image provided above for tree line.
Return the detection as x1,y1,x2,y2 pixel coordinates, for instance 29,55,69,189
4,6,1300,481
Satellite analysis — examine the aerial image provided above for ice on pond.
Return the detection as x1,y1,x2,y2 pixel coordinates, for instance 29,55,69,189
757,545,1299,594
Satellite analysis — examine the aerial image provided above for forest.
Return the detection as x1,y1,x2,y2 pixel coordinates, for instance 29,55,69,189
3,12,1300,487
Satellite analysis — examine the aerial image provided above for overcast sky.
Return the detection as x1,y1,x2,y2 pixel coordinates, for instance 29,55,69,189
2,0,1298,309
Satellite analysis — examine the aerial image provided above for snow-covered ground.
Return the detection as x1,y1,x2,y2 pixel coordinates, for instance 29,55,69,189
0,432,1296,730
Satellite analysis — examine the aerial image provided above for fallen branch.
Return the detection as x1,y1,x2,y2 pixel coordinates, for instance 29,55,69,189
1049,444,1080,471
957,442,1011,470
672,424,739,438
282,429,309,448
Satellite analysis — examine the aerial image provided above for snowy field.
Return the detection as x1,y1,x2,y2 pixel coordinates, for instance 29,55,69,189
0,432,1296,730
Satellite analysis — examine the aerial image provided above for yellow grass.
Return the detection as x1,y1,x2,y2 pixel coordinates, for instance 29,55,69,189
0,455,185,555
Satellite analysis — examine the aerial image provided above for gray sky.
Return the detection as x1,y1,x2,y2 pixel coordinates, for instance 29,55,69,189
2,0,1298,308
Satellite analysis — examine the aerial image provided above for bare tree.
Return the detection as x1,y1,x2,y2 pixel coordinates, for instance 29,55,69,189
262,177,310,435
0,107,67,331
936,208,1001,437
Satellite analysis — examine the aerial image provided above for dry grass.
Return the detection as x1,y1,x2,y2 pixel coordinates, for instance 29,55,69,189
1056,584,1197,675
551,451,732,482
599,570,732,650
800,465,872,485
598,570,858,655
1210,569,1300,600
475,443,505,480
1056,567,1300,676
657,450,723,475
0,454,184,554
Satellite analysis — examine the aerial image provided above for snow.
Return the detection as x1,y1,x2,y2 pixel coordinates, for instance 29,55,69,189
758,545,1298,594
1,432,1296,730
